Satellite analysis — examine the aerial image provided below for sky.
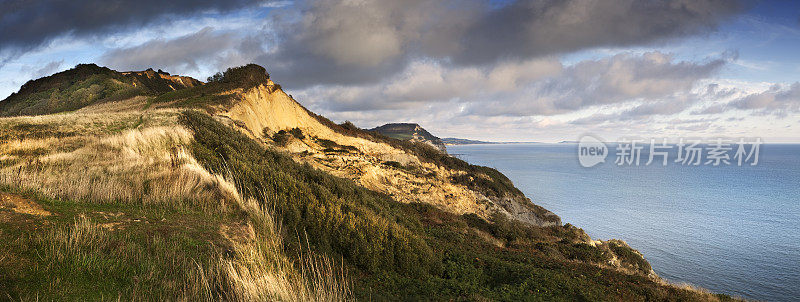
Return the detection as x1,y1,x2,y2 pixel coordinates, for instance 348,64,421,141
1,0,799,142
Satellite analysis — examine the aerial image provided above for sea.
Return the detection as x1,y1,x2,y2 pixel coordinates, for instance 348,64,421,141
448,143,800,302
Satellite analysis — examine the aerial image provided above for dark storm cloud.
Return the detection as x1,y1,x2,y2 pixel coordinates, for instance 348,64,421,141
455,0,745,65
261,0,744,88
69,0,744,89
0,0,268,52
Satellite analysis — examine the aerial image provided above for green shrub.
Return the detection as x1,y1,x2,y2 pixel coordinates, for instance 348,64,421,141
558,241,607,263
288,127,305,140
207,72,223,83
488,212,526,241
152,64,270,108
213,64,270,86
272,130,290,146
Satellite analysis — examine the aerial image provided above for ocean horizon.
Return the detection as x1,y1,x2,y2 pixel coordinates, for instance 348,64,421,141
450,142,800,302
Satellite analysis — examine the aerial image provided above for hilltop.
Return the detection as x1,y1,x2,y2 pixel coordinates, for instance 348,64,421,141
370,123,448,153
0,64,200,116
0,64,735,301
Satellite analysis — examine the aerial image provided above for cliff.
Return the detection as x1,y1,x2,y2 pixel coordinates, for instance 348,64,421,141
204,79,559,227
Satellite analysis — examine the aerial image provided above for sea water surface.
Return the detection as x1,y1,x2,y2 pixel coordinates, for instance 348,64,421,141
449,143,800,302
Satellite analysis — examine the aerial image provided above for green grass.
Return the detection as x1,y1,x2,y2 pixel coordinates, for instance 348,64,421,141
2,123,78,141
357,203,740,301
0,185,236,300
608,239,653,274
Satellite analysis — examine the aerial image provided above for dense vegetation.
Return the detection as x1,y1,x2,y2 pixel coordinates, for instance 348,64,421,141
206,64,270,87
181,111,731,301
0,64,141,116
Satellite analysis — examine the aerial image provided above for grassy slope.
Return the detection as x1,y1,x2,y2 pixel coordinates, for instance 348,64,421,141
0,184,350,301
0,186,231,300
181,111,734,301
0,110,232,299
0,109,349,301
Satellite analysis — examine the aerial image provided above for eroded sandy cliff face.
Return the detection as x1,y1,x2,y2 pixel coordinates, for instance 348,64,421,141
211,81,560,226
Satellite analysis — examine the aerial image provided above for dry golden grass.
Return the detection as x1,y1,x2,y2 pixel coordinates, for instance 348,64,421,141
1,125,239,212
192,197,352,302
2,110,351,301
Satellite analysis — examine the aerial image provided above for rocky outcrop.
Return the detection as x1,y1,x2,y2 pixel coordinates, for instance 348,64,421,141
491,195,561,226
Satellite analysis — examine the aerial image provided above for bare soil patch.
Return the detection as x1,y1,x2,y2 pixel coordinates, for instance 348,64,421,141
0,192,51,216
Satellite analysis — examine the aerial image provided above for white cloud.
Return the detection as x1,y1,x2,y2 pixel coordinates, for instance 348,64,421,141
288,51,757,142
293,57,564,112
99,27,237,73
469,52,726,116
731,82,800,115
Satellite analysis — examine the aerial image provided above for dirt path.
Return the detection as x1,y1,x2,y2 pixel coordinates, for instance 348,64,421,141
0,192,51,216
